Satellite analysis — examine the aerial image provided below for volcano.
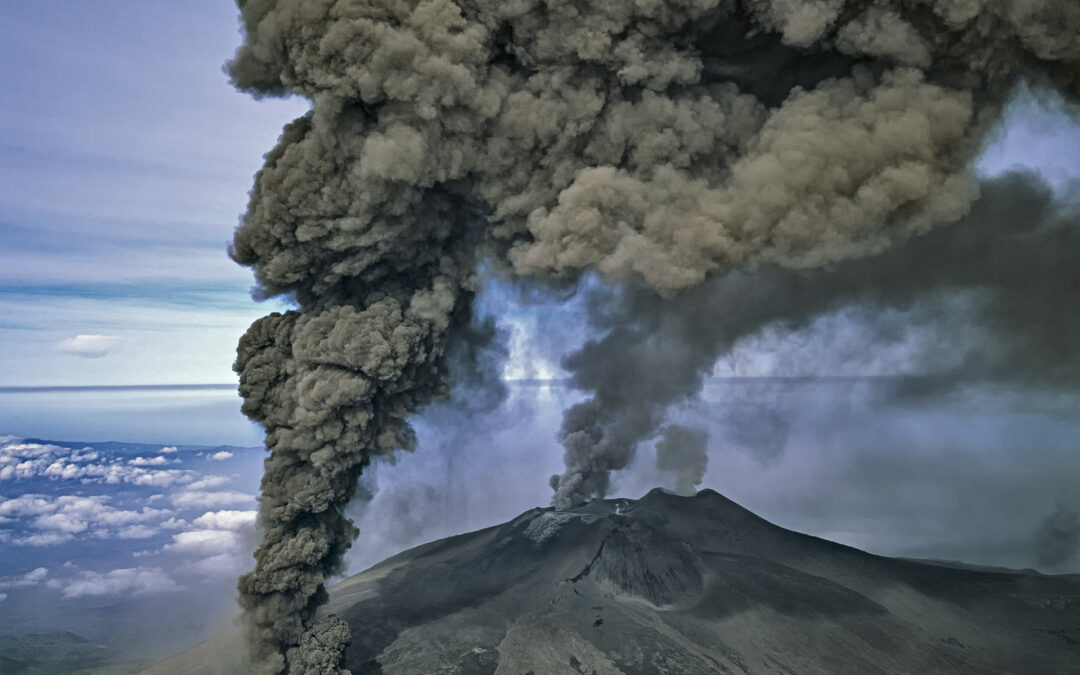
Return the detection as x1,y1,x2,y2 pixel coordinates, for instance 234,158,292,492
144,489,1080,674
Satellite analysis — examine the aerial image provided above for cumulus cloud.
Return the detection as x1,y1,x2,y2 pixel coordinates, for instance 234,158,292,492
209,451,234,461
159,446,178,454
185,475,232,490
166,529,243,556
115,525,158,539
16,533,73,546
129,456,171,466
24,566,47,582
55,334,123,358
0,567,48,590
191,510,256,531
165,511,257,578
0,437,194,486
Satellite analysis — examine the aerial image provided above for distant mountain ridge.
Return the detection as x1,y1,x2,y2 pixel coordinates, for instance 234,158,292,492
145,489,1080,674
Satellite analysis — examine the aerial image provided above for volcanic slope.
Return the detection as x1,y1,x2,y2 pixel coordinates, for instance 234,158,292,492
144,489,1080,674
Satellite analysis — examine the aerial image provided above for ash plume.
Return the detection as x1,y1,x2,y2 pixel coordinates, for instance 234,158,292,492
1034,505,1080,570
655,425,710,496
226,0,1079,670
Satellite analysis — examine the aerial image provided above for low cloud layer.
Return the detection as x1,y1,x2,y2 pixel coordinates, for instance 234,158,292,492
0,438,194,486
0,437,261,603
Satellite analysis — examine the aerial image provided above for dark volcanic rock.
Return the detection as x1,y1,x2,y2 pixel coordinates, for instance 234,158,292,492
144,489,1080,674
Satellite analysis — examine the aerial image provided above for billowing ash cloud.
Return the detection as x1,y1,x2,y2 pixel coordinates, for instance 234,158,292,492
226,0,1079,670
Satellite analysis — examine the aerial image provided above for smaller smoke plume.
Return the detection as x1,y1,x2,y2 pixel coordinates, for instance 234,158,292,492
655,425,709,496
550,172,1080,507
1034,506,1080,570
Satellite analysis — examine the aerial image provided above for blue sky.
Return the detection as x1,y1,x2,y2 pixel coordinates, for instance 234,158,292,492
0,1,1077,389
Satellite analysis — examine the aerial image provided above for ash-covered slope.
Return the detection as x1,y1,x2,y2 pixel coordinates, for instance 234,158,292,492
145,489,1080,674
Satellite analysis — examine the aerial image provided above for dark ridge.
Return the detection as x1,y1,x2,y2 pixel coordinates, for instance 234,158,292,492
144,490,1080,675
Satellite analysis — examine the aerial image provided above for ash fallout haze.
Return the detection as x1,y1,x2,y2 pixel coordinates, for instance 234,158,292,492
221,0,1080,673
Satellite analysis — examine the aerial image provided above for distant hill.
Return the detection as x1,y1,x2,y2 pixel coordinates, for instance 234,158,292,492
0,630,151,674
144,489,1080,674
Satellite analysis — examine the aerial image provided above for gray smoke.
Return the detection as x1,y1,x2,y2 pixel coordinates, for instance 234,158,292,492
226,0,1080,669
655,425,710,495
552,171,1080,504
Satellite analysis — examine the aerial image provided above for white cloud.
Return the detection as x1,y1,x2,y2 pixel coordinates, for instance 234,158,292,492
171,490,254,509
0,567,48,589
191,510,256,531
16,532,73,546
68,448,99,462
128,456,170,466
0,441,71,480
126,468,193,487
185,475,231,491
159,446,178,454
24,566,48,582
0,593,6,602
35,512,89,534
166,529,241,556
55,334,123,358
2,441,63,459
116,525,157,539
0,495,54,517
57,567,181,598
161,517,188,529
209,451,233,461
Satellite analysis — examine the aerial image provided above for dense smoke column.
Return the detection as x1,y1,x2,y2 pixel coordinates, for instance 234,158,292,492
229,100,488,673
226,0,1080,669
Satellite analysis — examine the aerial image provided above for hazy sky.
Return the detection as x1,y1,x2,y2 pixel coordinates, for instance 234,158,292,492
0,2,1077,388
0,8,1078,649
0,2,307,386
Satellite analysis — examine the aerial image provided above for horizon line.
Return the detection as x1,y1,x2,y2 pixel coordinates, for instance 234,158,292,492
0,375,923,393
0,383,239,393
